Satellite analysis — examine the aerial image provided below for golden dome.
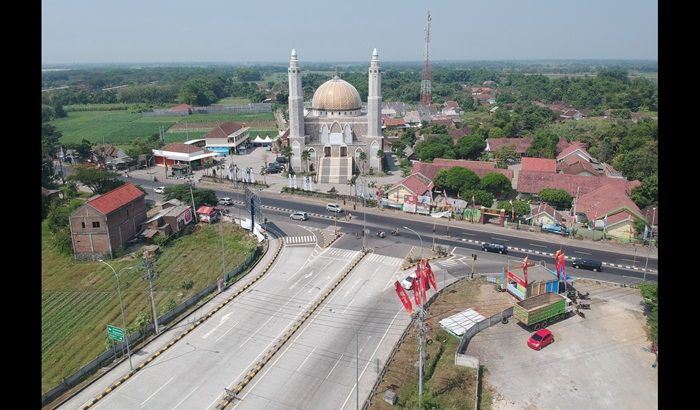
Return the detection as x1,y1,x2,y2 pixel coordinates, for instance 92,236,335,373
311,76,362,111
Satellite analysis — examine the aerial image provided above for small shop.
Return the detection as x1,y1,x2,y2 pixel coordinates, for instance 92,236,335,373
501,262,560,301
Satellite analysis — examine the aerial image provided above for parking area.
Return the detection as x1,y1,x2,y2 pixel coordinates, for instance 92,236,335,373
467,282,657,409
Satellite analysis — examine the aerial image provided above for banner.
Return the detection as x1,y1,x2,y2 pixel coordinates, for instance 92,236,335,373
523,256,529,286
560,251,567,285
423,258,438,291
413,262,424,305
394,281,413,315
554,250,562,281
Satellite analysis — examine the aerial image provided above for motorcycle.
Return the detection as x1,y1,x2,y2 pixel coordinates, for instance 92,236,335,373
391,229,400,236
377,231,386,238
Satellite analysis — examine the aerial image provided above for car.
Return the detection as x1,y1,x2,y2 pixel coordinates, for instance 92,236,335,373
217,197,233,206
153,186,165,194
541,223,570,236
276,156,288,163
527,328,554,350
326,203,343,213
401,273,417,290
572,258,603,272
290,211,309,221
482,242,508,254
266,163,282,173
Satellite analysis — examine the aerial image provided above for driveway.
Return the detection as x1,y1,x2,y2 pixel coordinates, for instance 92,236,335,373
467,282,657,409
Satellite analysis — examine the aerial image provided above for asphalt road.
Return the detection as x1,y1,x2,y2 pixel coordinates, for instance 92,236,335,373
233,240,411,410
79,241,362,409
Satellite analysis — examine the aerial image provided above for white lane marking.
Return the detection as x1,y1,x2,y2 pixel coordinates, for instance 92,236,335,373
172,386,198,410
286,247,329,282
303,271,314,279
344,278,361,297
620,258,636,262
202,313,231,339
574,251,592,255
461,232,476,236
214,320,240,342
342,281,367,314
491,237,509,242
529,243,547,248
296,346,317,371
140,376,174,406
324,354,344,381
340,310,403,410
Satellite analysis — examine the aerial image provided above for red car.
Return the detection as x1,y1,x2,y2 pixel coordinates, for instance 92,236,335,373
527,328,554,350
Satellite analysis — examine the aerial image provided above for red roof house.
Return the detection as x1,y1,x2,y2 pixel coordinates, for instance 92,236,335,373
69,183,147,260
485,137,533,155
520,157,557,173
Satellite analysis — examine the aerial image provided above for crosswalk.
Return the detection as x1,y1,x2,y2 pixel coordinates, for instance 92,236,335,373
325,248,360,259
364,253,404,266
284,235,316,245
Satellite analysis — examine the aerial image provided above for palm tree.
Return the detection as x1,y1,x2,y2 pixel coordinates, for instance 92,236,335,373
301,149,311,174
260,165,267,185
281,145,293,174
376,149,385,172
358,151,367,175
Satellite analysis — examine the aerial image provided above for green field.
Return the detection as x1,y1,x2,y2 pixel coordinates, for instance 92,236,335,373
52,110,276,145
214,96,252,104
248,128,279,138
41,221,257,394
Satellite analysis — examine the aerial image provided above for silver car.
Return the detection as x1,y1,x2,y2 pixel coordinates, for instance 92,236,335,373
290,211,309,221
326,203,343,213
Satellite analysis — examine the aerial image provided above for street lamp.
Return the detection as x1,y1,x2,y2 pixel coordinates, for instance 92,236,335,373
644,207,656,275
403,226,423,259
98,260,135,371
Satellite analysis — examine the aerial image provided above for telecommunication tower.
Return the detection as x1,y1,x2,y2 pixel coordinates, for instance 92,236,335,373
420,11,432,106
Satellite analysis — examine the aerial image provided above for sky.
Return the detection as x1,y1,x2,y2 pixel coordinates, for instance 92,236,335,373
42,0,658,65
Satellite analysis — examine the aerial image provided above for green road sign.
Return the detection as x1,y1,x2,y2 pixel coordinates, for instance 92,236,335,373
107,324,125,342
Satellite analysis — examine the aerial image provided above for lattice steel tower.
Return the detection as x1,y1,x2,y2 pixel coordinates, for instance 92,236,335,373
420,11,432,106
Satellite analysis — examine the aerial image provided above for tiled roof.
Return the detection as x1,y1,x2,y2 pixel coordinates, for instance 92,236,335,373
413,159,514,181
196,206,216,215
447,127,471,141
445,100,459,108
382,118,406,127
161,143,202,154
517,171,632,196
527,202,566,224
169,103,192,112
557,157,599,176
486,137,533,154
556,143,591,163
521,157,557,173
87,183,145,215
204,122,247,139
574,184,643,222
397,173,434,196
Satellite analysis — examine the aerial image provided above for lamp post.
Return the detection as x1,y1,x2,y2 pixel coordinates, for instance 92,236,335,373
98,260,135,371
644,207,656,275
403,226,423,259
402,225,424,402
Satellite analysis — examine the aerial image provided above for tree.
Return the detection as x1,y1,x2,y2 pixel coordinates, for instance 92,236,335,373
358,151,367,174
281,145,293,174
301,149,311,173
163,184,217,208
455,135,486,160
638,282,658,346
539,188,573,210
64,139,94,163
68,165,125,194
497,199,531,218
493,144,519,164
460,189,494,207
480,173,512,198
42,123,63,187
612,140,658,181
434,167,480,195
376,149,385,171
630,173,658,209
527,129,559,158
414,135,455,162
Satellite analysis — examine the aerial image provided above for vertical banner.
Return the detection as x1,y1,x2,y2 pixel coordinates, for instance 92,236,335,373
413,262,423,305
394,281,413,315
554,250,562,282
523,256,529,287
423,258,438,291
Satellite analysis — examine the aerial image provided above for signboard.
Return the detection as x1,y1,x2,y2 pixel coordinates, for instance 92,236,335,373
107,324,125,342
177,208,193,226
245,187,263,227
403,195,417,213
416,195,431,215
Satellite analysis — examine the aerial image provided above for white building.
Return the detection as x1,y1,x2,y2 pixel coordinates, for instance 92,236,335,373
287,49,383,183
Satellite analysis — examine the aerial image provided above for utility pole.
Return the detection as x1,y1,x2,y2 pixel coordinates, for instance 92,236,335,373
189,178,198,223
471,253,477,279
356,330,360,410
644,207,656,275
220,219,226,281
362,175,367,251
418,293,425,402
142,259,160,335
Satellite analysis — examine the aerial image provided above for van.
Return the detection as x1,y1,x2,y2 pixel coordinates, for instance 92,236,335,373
571,258,602,272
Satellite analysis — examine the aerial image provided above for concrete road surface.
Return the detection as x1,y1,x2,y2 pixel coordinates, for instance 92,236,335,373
233,250,412,410
71,243,361,410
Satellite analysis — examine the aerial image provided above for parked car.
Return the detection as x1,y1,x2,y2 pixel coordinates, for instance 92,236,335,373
153,186,165,194
276,156,288,163
267,163,282,173
571,258,603,272
482,242,508,254
401,273,417,290
290,211,309,221
326,203,343,213
527,328,554,350
541,223,570,236
217,197,233,206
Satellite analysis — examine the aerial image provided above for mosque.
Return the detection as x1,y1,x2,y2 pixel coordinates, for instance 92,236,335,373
286,49,383,183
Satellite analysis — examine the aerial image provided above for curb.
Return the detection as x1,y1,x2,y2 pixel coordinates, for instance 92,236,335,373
216,249,369,409
79,239,285,409
400,253,452,271
573,277,642,289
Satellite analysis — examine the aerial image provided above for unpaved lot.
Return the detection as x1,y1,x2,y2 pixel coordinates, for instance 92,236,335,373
468,281,658,409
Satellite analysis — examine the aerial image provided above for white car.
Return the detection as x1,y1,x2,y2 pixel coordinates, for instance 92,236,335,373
326,203,343,213
290,211,309,221
217,197,233,206
401,273,417,290
153,186,165,194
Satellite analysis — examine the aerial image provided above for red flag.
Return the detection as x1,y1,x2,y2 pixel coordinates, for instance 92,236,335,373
554,250,562,281
423,258,438,291
523,256,529,286
558,251,566,284
413,263,423,305
394,281,413,315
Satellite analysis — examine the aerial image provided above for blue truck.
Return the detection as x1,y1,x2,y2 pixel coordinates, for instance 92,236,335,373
541,223,570,236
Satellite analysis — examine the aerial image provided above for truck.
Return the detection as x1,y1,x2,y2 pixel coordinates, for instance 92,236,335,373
541,223,570,236
513,292,575,330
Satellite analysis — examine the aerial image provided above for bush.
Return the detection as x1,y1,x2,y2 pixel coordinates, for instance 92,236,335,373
181,279,194,290
161,298,177,315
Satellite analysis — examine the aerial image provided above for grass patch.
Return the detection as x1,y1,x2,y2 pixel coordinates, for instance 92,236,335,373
52,111,178,145
248,128,279,137
184,112,275,123
214,96,252,104
368,278,507,410
41,221,256,394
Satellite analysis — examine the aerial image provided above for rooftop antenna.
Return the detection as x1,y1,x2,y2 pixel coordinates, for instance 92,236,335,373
420,10,432,106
